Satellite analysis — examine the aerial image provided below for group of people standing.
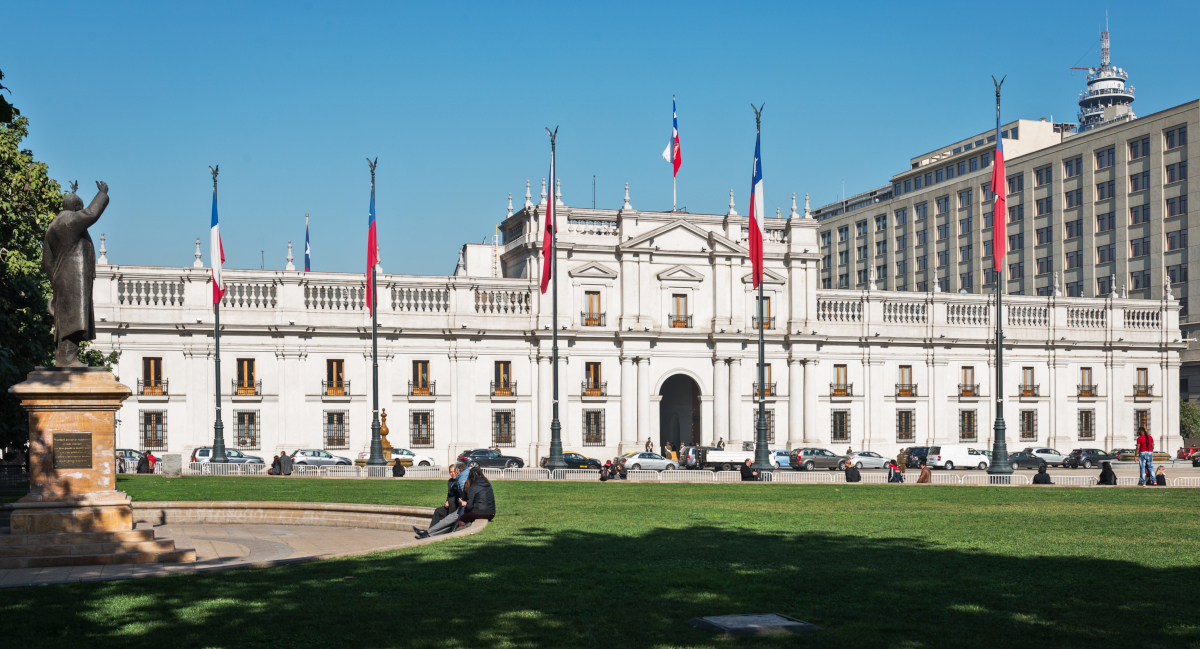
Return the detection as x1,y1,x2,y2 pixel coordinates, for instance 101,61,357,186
413,461,496,539
268,452,294,476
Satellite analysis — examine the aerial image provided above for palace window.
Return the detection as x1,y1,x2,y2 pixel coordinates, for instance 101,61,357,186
410,410,433,448
960,367,976,397
1134,409,1151,436
583,409,605,446
1019,409,1037,442
325,359,346,396
140,410,166,451
585,362,604,396
1078,409,1096,441
896,410,915,442
583,291,603,326
833,364,849,396
1080,367,1094,397
670,294,690,328
959,409,977,442
324,410,348,449
235,410,260,449
412,360,431,396
492,410,515,447
493,361,513,396
141,357,164,395
831,410,850,442
236,358,257,395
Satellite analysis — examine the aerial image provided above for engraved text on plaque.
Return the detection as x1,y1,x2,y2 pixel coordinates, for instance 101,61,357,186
52,432,93,469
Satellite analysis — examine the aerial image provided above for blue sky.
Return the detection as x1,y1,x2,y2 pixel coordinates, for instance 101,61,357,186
4,1,1198,275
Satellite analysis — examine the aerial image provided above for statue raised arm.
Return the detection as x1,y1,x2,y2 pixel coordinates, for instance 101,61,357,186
43,182,110,366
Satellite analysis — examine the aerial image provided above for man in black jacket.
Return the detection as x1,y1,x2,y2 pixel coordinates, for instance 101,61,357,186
739,459,759,482
1032,464,1053,484
459,466,496,525
423,462,466,531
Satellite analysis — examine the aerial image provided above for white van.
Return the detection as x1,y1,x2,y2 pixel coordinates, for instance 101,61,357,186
926,445,990,470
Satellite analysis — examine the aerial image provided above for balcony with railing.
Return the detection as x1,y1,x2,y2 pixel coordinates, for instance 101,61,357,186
752,316,775,330
491,381,517,397
958,383,979,397
137,379,168,396
582,381,607,397
232,379,262,396
409,381,436,397
669,314,692,329
1019,384,1040,398
1078,384,1097,397
1133,384,1153,398
581,312,606,327
322,380,349,396
895,383,918,397
830,383,853,397
753,382,776,398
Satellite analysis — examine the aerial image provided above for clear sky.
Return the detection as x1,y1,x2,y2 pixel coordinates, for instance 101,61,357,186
4,1,1198,275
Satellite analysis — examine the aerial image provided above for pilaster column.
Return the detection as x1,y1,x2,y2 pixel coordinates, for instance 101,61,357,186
788,359,803,449
728,358,742,444
803,359,818,443
620,356,636,444
713,358,729,445
538,355,552,446
636,357,651,447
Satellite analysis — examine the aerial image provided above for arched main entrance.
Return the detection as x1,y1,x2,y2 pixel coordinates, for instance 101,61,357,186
659,374,701,450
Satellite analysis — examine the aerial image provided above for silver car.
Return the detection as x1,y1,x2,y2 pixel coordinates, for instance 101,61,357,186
621,451,677,471
1024,447,1069,468
290,449,351,466
845,451,889,469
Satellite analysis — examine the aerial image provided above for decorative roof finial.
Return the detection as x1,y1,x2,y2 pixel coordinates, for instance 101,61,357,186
789,193,799,219
1053,271,1062,297
868,266,877,291
1109,273,1116,297
726,189,738,217
194,236,203,267
776,207,781,219
507,192,513,217
804,193,811,218
375,243,382,273
1165,267,1175,300
539,178,547,206
97,232,108,265
621,182,633,211
285,240,295,271
555,178,564,206
454,246,466,276
524,180,533,209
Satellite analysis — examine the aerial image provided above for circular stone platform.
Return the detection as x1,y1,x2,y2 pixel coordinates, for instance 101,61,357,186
0,501,485,588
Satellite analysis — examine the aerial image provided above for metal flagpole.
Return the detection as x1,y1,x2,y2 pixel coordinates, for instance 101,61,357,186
367,158,385,467
546,127,566,471
210,165,228,463
988,77,1012,477
751,104,771,473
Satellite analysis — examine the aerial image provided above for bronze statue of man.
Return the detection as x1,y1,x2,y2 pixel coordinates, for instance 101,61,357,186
43,181,109,367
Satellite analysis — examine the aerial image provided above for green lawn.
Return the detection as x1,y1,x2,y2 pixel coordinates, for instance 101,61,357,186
2,476,1199,649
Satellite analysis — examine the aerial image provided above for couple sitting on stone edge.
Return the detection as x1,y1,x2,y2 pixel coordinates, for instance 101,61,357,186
414,461,496,539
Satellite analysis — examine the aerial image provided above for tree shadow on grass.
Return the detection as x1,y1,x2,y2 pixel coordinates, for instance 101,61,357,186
1,523,1197,649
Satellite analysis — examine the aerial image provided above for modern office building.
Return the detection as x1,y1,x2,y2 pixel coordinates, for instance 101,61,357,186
812,36,1198,401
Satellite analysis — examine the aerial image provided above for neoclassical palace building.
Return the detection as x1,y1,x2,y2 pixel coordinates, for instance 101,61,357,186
94,186,1182,464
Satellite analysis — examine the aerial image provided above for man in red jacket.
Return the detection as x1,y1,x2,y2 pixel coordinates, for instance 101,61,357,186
1136,427,1155,486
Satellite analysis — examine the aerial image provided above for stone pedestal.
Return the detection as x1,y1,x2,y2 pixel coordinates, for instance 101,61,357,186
7,367,133,535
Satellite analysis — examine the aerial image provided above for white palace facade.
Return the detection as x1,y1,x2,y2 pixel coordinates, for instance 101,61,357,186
93,186,1183,464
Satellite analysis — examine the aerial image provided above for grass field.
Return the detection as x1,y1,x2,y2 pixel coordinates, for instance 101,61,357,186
2,476,1199,648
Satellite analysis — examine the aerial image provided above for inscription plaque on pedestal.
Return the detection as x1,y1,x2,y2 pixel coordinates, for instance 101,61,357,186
52,432,93,469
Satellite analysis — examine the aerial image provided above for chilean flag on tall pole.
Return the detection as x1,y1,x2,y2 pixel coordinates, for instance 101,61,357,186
990,83,1007,276
748,129,765,288
210,172,225,308
304,213,311,272
539,149,556,294
662,96,681,210
366,159,378,314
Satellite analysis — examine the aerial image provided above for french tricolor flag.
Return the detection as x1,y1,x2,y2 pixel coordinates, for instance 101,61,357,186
210,188,225,307
748,133,764,288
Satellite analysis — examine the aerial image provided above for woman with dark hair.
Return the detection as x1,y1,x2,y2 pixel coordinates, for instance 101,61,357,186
1098,461,1118,485
459,466,496,526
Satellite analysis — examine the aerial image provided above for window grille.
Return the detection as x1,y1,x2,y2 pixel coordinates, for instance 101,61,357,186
959,409,977,442
1134,409,1151,436
492,409,516,447
582,409,605,446
750,409,775,444
410,410,434,448
234,410,260,449
896,410,915,442
1019,409,1037,442
140,409,167,451
324,410,349,449
1078,409,1095,441
831,410,850,442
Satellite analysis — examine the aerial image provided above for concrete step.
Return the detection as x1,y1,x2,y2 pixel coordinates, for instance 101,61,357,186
0,539,176,558
0,529,153,548
0,549,197,570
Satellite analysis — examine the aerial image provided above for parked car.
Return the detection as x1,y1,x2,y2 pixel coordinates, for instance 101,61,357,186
901,446,930,468
289,449,351,466
619,451,676,471
1024,447,1069,468
1177,446,1200,460
458,448,525,469
1115,450,1170,462
357,448,436,466
1110,448,1136,459
1007,451,1047,471
925,445,990,470
191,447,265,464
845,451,889,469
771,449,792,469
539,452,602,469
788,448,850,471
116,448,143,471
1066,448,1116,469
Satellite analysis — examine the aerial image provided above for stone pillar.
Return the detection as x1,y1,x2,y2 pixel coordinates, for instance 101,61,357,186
713,358,729,446
538,355,552,447
788,359,803,449
636,358,651,448
9,368,133,534
728,358,742,445
620,355,637,454
803,359,819,443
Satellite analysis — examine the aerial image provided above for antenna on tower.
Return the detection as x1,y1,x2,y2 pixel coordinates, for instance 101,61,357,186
1100,12,1110,68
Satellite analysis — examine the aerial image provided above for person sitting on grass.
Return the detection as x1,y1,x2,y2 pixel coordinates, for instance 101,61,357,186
278,451,293,476
600,460,611,482
269,454,281,475
740,458,759,482
844,463,862,483
1098,461,1117,486
1154,465,1167,486
392,457,406,478
1032,464,1053,485
457,465,496,528
916,460,932,484
417,462,467,538
615,461,627,480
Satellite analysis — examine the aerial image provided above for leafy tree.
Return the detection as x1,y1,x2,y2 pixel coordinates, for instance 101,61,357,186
0,113,61,452
76,340,120,374
0,69,17,124
1181,399,1200,441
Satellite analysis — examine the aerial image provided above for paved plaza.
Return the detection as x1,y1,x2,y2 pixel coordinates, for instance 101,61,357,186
0,519,485,588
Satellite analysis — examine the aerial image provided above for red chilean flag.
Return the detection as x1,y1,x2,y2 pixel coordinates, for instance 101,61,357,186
748,133,764,288
540,158,555,294
991,122,1006,274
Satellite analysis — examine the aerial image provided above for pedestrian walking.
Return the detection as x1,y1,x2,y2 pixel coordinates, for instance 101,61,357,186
916,460,932,484
1136,427,1155,485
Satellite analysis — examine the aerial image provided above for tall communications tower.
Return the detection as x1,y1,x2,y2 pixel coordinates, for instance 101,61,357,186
1072,23,1135,131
